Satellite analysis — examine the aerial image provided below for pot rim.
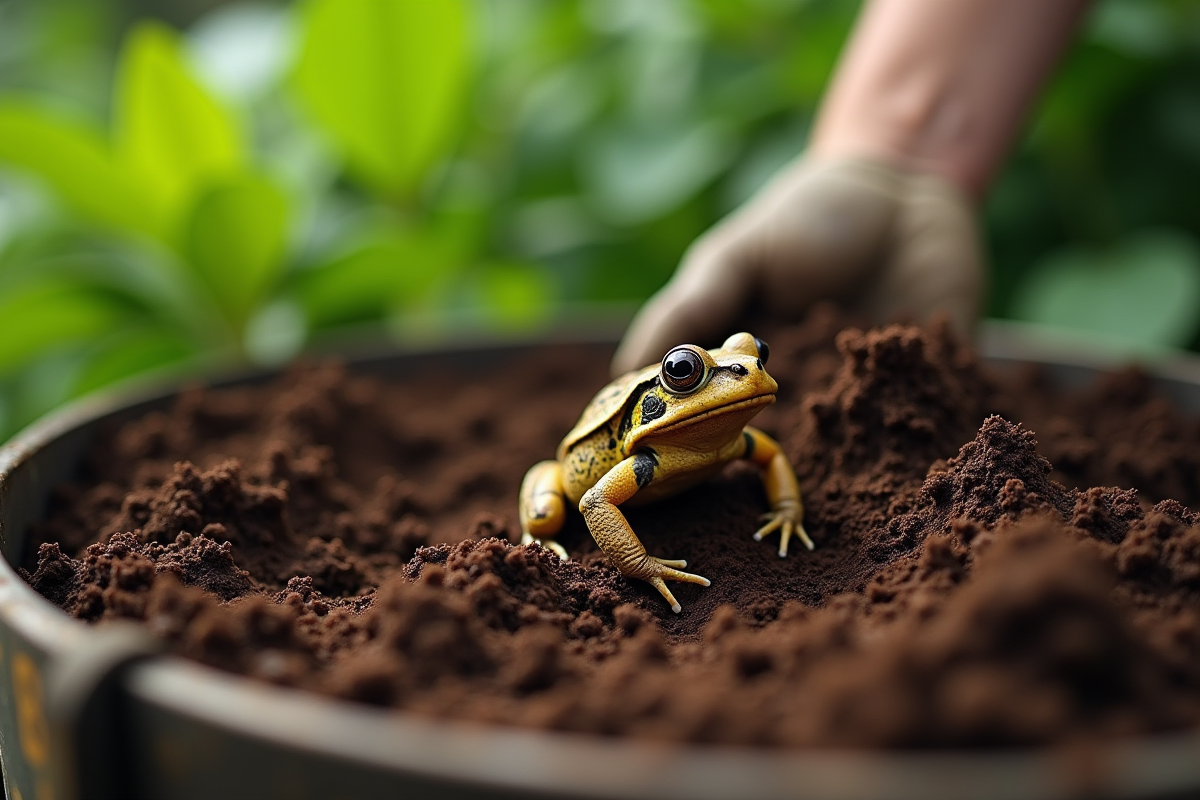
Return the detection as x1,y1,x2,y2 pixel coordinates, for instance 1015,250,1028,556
121,654,1200,800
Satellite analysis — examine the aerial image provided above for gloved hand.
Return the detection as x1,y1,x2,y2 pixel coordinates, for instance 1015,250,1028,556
611,157,986,375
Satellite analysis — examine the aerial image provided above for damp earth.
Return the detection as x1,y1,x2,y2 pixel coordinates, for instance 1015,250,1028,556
23,307,1200,748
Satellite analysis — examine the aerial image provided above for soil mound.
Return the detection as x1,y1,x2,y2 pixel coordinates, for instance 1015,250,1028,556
22,309,1200,747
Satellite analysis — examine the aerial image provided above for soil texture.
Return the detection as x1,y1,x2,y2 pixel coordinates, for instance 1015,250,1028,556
22,306,1200,748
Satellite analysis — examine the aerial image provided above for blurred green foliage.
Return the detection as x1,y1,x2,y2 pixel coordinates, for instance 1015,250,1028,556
0,0,1199,441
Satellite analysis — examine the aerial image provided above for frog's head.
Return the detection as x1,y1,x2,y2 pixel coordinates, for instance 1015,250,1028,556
629,332,777,449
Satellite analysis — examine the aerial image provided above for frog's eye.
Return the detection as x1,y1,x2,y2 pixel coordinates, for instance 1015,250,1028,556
661,347,707,395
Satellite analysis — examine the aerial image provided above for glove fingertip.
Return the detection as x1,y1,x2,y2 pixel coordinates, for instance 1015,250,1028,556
612,290,734,376
612,323,677,377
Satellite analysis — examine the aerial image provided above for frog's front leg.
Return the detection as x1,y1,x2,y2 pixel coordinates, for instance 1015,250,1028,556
518,460,569,559
579,451,710,613
739,426,813,557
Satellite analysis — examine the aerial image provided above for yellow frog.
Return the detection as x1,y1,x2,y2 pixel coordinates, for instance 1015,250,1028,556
518,332,810,613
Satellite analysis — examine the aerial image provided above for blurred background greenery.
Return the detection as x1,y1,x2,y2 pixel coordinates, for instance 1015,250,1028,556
1,0,1199,441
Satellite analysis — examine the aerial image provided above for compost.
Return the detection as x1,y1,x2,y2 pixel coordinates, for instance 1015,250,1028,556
23,306,1200,748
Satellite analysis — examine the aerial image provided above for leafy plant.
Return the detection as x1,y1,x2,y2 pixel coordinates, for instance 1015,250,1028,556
292,0,468,201
1,0,1200,442
0,0,485,436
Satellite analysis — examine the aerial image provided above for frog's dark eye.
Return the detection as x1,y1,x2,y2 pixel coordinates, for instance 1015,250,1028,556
661,347,706,395
753,337,770,365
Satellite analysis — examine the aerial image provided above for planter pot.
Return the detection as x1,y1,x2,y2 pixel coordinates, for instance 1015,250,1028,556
3,329,1200,800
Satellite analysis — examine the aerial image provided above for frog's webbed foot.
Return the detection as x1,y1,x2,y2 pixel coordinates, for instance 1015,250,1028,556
520,532,569,560
641,557,710,614
753,503,813,558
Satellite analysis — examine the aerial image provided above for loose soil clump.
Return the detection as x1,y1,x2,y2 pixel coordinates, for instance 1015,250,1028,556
22,306,1200,748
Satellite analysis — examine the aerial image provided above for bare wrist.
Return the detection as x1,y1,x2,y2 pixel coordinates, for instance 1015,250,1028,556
810,0,1090,201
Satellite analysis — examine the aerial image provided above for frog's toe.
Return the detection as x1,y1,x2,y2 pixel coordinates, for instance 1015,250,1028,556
753,516,785,555
648,578,683,614
644,561,710,614
754,513,814,557
653,563,710,587
520,532,569,560
648,572,709,613
798,523,814,551
776,521,814,557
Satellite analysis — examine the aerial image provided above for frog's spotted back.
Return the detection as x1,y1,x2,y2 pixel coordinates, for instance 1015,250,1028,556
557,362,659,458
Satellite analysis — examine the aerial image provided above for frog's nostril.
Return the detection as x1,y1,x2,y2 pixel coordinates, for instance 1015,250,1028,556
730,364,748,377
756,359,763,371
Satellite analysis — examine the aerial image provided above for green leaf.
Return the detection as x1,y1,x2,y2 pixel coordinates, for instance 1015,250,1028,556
0,281,132,375
1029,44,1144,154
0,100,160,237
114,22,244,231
1087,0,1174,58
475,261,552,330
6,350,89,438
184,174,289,331
0,390,9,443
1010,230,1200,352
72,325,196,396
0,235,230,355
581,118,737,225
292,242,403,327
293,0,469,198
291,232,455,329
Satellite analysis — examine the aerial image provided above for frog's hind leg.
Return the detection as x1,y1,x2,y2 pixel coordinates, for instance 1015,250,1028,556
519,460,569,559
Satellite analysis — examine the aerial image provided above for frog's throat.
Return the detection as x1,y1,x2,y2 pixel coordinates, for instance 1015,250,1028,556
654,394,775,435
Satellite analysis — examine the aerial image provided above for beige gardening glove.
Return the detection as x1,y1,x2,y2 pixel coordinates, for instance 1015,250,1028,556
613,0,1091,375
612,157,985,375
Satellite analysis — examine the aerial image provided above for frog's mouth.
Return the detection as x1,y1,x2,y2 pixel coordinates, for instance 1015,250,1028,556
657,393,775,433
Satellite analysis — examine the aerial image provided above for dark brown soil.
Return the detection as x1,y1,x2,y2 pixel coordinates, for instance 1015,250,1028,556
22,305,1200,748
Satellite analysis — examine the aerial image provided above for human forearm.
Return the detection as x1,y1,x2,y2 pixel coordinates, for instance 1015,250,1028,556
810,0,1090,199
